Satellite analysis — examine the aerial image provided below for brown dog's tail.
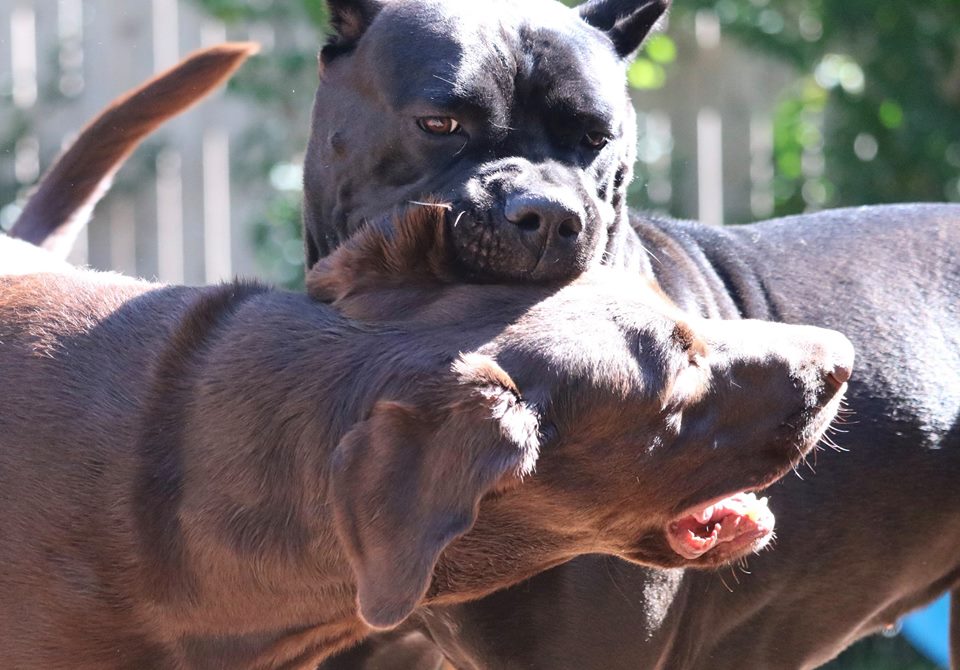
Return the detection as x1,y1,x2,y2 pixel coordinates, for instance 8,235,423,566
10,42,259,258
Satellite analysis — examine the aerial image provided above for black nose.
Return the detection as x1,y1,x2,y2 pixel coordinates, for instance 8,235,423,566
504,193,583,244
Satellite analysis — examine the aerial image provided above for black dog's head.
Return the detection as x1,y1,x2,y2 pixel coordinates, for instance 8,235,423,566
303,0,669,280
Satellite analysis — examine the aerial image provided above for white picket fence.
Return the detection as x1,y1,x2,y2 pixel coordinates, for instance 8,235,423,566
1,1,798,283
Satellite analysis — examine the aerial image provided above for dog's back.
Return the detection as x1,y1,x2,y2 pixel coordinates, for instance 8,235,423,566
0,269,182,665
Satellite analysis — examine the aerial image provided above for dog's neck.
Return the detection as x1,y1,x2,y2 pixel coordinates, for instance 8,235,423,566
132,212,645,655
130,279,570,660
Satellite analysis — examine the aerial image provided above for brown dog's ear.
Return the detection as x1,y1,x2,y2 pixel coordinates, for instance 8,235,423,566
330,354,540,630
578,0,671,59
306,205,454,305
322,0,385,62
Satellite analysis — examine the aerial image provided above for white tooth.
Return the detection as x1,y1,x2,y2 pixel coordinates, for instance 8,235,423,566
759,497,769,506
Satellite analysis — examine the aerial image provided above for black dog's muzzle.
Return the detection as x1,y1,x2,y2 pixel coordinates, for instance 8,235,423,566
447,159,608,282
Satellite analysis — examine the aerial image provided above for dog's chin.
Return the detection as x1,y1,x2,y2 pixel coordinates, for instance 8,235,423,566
446,210,591,283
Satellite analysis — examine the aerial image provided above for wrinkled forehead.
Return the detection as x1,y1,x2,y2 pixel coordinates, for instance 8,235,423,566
361,0,626,117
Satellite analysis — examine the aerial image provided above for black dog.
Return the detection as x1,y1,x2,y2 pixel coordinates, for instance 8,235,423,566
307,1,960,668
303,0,658,280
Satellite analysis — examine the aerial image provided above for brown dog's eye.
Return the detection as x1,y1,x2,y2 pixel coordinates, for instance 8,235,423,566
582,131,610,149
417,116,461,135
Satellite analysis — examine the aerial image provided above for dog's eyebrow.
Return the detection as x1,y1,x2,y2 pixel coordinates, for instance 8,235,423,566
559,101,616,130
580,110,616,131
409,87,491,119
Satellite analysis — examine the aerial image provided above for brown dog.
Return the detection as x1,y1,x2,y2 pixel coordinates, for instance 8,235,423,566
0,206,851,668
0,48,852,668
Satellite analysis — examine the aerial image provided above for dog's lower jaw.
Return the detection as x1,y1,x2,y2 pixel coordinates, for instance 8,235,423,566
621,522,774,570
665,491,775,562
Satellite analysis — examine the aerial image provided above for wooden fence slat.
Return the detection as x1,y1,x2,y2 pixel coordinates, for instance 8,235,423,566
10,4,37,110
156,148,184,283
202,127,232,283
697,107,724,226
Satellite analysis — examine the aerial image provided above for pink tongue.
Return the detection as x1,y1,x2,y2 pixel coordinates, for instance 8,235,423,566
667,493,775,560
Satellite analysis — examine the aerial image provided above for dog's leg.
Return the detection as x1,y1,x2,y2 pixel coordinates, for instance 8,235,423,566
10,42,257,257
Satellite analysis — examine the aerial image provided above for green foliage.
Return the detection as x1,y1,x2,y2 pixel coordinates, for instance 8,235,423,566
188,0,329,288
770,78,830,211
629,34,677,89
251,190,308,288
666,0,960,215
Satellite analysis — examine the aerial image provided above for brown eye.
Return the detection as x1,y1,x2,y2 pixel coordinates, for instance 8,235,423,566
582,131,609,149
417,116,461,135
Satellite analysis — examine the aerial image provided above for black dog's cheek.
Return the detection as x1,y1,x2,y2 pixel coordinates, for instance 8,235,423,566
371,153,421,189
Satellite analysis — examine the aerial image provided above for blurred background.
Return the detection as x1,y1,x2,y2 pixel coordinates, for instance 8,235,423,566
0,1,957,667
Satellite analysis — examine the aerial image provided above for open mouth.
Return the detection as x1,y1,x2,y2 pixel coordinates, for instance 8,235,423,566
661,380,849,565
666,491,775,561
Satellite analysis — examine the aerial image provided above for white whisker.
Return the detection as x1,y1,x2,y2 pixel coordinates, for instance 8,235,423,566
408,201,453,210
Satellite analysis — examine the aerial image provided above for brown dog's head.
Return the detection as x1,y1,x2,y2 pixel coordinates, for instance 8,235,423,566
309,206,852,630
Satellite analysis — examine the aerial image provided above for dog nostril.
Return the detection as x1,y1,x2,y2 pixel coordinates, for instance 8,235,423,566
513,214,542,233
558,217,582,239
826,361,852,389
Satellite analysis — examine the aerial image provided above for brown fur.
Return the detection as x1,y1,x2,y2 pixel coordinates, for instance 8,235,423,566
0,204,851,668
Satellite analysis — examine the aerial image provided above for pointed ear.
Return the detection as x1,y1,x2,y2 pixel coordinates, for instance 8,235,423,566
330,354,540,629
322,0,386,62
578,0,671,59
306,205,453,305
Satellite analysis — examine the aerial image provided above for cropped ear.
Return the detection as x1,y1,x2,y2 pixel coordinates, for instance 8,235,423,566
322,0,386,62
330,354,540,630
306,205,454,305
578,0,671,59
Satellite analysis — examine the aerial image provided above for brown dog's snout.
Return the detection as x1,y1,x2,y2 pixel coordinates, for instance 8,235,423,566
704,319,854,405
504,191,584,245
